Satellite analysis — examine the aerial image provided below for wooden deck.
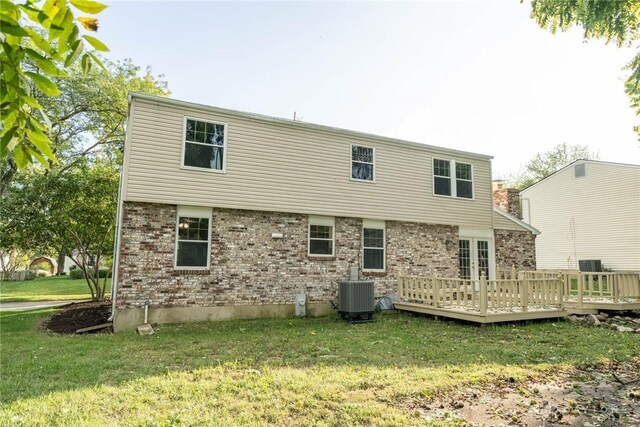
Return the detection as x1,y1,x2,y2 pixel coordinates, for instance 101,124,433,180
396,271,640,323
396,274,566,323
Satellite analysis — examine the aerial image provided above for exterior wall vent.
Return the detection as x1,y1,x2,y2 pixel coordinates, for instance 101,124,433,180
338,280,375,323
575,163,585,178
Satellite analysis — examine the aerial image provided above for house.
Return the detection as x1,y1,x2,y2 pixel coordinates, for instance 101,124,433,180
111,93,538,331
520,160,640,271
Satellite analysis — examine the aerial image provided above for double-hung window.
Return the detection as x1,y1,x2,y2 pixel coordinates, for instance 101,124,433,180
308,216,335,256
433,158,473,199
183,118,226,171
351,144,374,181
362,220,385,271
175,206,212,268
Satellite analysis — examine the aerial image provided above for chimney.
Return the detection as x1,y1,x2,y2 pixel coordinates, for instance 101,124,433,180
492,180,521,218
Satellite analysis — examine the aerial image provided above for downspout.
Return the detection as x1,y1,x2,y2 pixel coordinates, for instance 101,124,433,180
109,94,133,322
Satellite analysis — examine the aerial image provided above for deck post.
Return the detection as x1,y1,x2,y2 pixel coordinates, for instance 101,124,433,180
613,274,619,303
398,275,404,302
432,272,439,308
557,275,563,309
578,274,584,310
479,273,487,315
520,272,528,312
511,265,517,281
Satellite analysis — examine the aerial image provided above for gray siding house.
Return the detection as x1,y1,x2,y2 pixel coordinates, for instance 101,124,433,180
112,93,537,330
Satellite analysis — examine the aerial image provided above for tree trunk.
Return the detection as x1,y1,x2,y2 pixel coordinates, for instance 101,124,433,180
56,249,66,275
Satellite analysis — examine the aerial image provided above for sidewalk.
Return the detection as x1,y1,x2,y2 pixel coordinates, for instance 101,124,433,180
0,300,90,311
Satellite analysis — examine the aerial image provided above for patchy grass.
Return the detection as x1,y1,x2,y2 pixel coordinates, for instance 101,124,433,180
0,310,638,426
0,276,111,302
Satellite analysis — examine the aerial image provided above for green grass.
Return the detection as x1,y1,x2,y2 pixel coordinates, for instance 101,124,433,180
1,310,638,426
0,276,111,302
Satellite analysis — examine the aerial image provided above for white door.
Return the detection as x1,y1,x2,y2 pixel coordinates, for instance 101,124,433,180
459,238,493,280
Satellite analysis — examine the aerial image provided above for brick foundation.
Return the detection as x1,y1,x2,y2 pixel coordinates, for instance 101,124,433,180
494,229,536,271
116,202,459,310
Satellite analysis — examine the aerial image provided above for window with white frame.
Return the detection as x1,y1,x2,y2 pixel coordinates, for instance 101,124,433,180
308,216,335,256
433,158,473,199
175,206,212,268
183,118,226,171
363,220,385,271
351,144,374,181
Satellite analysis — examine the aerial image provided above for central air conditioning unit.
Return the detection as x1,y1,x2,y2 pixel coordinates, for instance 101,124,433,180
579,259,603,272
338,280,375,323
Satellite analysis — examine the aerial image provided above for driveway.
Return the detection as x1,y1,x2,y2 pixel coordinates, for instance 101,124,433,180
0,300,89,311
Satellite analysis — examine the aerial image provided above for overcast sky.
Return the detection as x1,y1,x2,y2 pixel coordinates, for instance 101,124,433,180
100,1,639,177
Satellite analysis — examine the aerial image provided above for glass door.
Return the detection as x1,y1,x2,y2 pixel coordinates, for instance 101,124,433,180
459,238,492,280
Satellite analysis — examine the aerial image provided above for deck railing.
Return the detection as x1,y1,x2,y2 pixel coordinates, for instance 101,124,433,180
398,273,564,315
561,271,640,304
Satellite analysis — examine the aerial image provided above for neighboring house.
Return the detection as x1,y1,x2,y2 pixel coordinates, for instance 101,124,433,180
112,93,537,330
520,160,640,271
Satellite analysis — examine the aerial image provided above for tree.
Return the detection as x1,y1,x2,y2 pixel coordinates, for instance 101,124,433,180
508,143,599,189
1,59,170,195
1,0,109,169
0,159,118,300
528,0,640,139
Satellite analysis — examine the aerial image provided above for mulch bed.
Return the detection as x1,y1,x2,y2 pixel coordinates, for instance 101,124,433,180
43,301,112,334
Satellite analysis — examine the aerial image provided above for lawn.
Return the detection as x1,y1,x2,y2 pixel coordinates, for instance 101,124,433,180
0,310,638,426
0,276,111,302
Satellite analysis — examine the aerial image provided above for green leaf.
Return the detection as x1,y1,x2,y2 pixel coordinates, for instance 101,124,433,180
81,53,92,76
70,0,108,14
25,72,61,96
25,49,69,77
26,127,56,161
83,35,109,52
0,126,18,157
0,0,17,13
64,39,84,67
14,145,30,169
87,51,107,72
0,19,29,37
23,95,43,109
29,146,49,167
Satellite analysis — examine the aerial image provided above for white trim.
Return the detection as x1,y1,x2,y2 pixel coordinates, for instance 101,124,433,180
459,227,494,239
432,158,475,200
362,220,385,272
350,143,376,183
493,207,541,235
174,206,213,269
129,92,494,161
308,215,335,257
180,116,228,173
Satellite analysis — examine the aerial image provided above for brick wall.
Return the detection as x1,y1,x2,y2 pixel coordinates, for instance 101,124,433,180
494,229,536,271
116,202,459,308
492,188,521,218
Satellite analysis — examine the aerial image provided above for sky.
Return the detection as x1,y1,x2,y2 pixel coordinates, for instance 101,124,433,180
99,1,639,178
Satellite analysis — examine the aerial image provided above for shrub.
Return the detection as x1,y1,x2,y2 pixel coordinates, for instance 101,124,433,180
98,269,111,278
70,269,85,280
36,270,50,278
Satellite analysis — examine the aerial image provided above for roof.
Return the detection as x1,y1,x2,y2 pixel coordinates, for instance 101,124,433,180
128,92,494,161
493,207,541,235
521,159,640,193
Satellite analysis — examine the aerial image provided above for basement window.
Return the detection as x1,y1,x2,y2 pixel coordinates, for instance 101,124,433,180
183,118,226,171
175,206,212,269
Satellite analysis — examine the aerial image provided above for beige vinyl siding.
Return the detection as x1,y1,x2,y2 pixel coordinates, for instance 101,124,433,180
123,97,494,228
492,210,530,232
521,161,640,270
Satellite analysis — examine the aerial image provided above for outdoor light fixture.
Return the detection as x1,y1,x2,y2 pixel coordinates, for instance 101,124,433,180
178,220,190,229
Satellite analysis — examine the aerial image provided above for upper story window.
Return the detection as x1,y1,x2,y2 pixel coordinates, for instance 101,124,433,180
175,206,212,269
308,216,335,256
351,144,374,181
433,158,473,199
183,118,226,171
